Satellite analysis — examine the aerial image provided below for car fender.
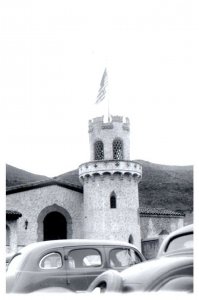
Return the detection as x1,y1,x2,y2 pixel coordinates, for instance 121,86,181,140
88,270,122,293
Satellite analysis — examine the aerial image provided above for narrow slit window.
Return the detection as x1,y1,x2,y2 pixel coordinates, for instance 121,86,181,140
110,193,117,209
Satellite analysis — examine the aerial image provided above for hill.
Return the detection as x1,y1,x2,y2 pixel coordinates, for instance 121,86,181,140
6,165,50,188
6,160,193,212
137,160,193,212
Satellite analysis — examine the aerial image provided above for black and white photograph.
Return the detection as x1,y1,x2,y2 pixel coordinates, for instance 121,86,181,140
1,0,198,296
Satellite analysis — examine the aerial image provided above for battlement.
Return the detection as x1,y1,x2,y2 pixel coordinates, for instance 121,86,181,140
88,115,130,132
79,160,142,183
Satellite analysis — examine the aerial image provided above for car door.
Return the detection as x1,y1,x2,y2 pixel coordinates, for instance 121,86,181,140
34,248,67,291
64,246,106,291
13,248,67,293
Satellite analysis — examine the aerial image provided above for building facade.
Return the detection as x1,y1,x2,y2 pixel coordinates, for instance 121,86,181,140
6,115,185,258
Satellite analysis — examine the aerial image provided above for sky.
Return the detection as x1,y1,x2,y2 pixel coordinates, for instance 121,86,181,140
0,0,198,177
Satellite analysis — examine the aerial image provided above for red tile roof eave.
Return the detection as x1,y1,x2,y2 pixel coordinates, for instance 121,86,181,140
6,179,83,195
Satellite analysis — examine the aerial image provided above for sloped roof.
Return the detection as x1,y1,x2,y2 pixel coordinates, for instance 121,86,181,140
6,178,83,194
53,169,81,187
6,165,83,194
139,207,185,217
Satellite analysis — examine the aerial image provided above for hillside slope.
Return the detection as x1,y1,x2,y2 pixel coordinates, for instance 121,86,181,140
6,165,49,188
137,160,193,212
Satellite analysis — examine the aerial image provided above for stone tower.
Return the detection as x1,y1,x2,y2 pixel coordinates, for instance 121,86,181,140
79,115,142,249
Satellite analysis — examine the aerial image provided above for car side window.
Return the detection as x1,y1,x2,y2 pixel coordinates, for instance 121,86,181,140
39,252,62,269
66,248,102,269
109,248,141,268
166,233,193,253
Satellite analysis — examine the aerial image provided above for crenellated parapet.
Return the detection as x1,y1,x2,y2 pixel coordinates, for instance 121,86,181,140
88,115,130,133
79,160,142,183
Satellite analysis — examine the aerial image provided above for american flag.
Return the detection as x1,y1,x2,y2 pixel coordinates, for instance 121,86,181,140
96,68,108,104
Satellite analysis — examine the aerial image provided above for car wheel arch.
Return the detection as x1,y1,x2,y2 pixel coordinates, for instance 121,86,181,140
88,270,122,293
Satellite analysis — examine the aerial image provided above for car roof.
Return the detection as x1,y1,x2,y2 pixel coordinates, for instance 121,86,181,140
121,254,193,289
18,239,140,256
169,224,193,235
157,224,193,257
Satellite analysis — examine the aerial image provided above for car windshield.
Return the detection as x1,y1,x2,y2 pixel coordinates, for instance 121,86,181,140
166,233,193,253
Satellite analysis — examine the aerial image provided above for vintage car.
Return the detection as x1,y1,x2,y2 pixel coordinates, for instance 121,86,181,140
88,225,193,293
6,239,145,293
157,224,193,257
6,252,16,271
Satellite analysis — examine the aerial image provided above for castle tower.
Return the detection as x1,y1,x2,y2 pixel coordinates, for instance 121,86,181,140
79,115,142,249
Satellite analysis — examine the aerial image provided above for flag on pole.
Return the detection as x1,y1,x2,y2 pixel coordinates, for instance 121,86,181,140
96,68,108,104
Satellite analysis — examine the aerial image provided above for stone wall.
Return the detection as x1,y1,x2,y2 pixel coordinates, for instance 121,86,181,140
140,215,184,246
184,211,193,226
140,215,184,259
6,185,83,250
6,220,18,254
83,173,141,250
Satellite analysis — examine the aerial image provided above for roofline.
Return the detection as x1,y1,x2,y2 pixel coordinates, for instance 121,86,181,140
139,207,185,217
6,210,22,220
139,214,184,218
6,179,83,195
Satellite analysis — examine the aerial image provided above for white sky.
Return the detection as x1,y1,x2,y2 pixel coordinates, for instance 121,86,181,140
0,0,198,177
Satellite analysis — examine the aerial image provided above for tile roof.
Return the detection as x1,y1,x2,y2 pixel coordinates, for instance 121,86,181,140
6,210,22,220
139,207,185,217
6,178,83,195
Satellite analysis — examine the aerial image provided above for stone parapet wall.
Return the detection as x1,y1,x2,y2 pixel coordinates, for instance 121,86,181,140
88,115,131,160
79,160,142,181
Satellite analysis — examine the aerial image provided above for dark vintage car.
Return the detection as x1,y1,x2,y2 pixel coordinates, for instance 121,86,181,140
6,239,145,293
88,225,193,293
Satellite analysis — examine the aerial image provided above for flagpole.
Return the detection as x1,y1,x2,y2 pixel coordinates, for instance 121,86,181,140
107,88,110,122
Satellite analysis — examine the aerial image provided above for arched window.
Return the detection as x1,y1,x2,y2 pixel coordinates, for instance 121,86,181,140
113,138,123,160
110,192,117,209
128,234,134,244
94,140,104,160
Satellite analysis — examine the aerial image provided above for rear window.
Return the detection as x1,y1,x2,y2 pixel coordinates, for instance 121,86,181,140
166,233,193,253
39,252,63,269
109,248,142,268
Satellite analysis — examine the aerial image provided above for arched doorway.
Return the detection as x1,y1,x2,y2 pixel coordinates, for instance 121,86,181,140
43,212,67,241
37,204,72,241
